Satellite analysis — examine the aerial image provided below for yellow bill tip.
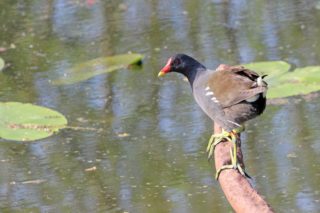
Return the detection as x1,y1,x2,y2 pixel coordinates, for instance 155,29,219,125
158,71,166,77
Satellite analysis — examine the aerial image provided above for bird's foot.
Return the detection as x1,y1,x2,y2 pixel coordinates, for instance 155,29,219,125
206,131,230,160
206,125,244,160
215,129,251,180
215,163,251,180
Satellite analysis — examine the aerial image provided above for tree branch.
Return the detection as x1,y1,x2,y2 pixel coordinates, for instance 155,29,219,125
213,123,274,213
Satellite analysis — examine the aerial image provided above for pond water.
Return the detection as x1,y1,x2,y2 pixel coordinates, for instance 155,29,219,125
0,0,320,212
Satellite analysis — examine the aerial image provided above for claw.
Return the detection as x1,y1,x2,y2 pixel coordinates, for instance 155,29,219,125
237,164,251,179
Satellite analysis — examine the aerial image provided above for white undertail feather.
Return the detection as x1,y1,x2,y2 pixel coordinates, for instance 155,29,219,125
257,76,263,86
257,76,267,98
246,76,267,102
246,95,259,102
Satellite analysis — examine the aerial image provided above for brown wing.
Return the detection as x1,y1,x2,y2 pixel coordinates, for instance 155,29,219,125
207,66,267,108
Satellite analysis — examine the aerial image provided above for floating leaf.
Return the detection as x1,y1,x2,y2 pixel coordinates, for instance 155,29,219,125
267,66,320,98
243,61,320,99
52,53,143,85
243,61,291,81
0,102,67,141
0,57,4,71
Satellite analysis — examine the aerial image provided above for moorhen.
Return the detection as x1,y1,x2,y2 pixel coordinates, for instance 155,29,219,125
158,54,267,179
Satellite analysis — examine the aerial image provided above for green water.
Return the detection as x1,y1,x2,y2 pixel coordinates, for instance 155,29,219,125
0,0,320,212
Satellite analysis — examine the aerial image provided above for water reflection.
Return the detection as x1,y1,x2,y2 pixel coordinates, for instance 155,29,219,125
0,0,320,212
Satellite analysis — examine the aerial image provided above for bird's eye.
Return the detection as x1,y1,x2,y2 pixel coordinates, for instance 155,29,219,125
173,58,181,66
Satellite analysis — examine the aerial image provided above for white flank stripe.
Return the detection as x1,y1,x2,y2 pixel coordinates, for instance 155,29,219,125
205,86,210,91
211,97,219,103
205,91,214,96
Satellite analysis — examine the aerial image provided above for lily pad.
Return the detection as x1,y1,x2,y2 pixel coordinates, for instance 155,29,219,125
0,102,67,141
0,57,4,71
267,66,320,99
243,61,291,81
243,61,320,99
52,53,143,85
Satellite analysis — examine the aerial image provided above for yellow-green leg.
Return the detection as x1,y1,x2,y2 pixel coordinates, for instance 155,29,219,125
206,125,244,160
215,133,250,179
205,125,250,180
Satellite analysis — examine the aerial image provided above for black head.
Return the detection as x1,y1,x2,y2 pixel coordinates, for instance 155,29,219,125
158,54,205,78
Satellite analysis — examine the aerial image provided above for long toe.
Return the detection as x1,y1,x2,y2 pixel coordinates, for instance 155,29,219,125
215,165,235,180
